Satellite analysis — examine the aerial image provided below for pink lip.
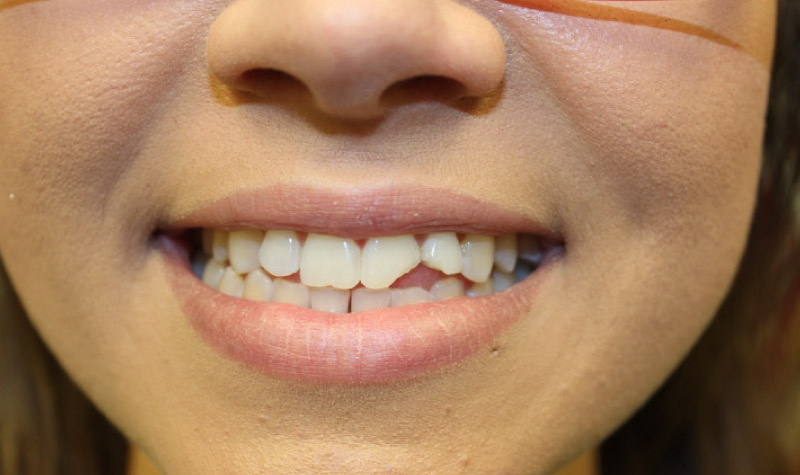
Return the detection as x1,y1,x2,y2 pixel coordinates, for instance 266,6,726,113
159,186,561,384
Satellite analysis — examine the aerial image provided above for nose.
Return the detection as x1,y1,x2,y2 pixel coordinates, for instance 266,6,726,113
206,0,506,120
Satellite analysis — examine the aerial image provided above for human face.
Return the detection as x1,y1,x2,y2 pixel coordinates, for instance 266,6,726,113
0,0,775,473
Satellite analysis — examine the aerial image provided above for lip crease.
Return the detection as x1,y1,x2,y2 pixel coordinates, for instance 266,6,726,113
158,186,562,384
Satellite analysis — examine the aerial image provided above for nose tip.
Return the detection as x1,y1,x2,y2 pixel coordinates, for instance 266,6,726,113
207,0,506,120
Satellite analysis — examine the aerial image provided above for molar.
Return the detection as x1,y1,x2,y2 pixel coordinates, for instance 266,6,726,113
361,235,420,289
494,234,518,273
300,233,361,289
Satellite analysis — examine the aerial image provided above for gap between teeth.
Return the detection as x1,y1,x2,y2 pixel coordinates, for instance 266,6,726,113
193,229,544,313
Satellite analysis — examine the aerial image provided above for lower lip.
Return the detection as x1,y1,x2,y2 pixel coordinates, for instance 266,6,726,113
159,236,554,384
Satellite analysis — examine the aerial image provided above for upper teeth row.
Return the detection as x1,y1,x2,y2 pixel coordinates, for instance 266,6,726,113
202,229,542,290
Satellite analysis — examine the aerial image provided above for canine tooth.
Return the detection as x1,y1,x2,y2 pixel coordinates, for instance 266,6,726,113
361,235,420,289
390,287,433,307
430,277,465,301
218,267,245,297
228,230,264,274
259,230,301,277
420,232,462,275
202,259,226,288
518,234,542,265
310,287,350,313
491,270,514,292
351,288,392,312
272,279,310,308
300,234,360,289
243,268,273,302
494,234,518,273
212,230,229,262
460,234,494,283
466,280,493,297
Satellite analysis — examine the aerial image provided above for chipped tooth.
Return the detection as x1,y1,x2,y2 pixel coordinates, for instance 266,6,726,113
272,279,310,308
420,232,462,275
466,280,494,297
429,277,465,301
228,230,264,274
361,235,420,289
310,287,350,313
491,270,515,292
494,234,518,273
351,288,392,312
518,234,542,265
202,258,226,288
460,234,495,283
259,230,301,277
300,233,361,289
212,230,229,262
243,268,273,302
218,266,245,297
390,287,433,307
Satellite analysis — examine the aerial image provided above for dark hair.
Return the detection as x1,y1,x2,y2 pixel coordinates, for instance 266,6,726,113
1,2,798,474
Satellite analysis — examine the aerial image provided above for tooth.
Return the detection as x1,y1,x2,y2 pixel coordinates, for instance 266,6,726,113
390,287,433,307
494,234,518,273
243,268,273,302
272,279,310,308
218,266,245,297
351,288,392,312
466,280,494,297
420,232,462,275
429,277,465,301
202,258,226,288
310,287,350,313
228,230,264,274
300,233,361,289
491,270,515,292
212,230,229,262
460,234,494,283
259,230,302,277
361,235,420,289
518,234,542,265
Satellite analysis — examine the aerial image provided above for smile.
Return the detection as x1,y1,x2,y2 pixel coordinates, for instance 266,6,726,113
158,186,564,384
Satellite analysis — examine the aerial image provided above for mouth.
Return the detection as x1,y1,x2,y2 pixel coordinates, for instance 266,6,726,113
157,186,564,384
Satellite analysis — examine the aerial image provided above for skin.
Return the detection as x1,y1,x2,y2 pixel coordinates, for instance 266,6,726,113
0,0,776,473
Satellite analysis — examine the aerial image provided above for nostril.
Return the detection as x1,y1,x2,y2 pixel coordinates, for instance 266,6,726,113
238,68,307,96
380,75,468,109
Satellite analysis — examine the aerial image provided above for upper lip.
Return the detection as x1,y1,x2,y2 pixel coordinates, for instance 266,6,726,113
160,185,560,239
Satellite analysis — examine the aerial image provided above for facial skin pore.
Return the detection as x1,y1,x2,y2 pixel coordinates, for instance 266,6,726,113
0,0,775,474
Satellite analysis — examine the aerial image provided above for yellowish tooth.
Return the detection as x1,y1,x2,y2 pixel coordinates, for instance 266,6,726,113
494,234,518,273
351,288,392,312
390,287,433,307
300,233,361,289
218,266,245,298
460,234,494,283
361,235,420,289
202,259,226,288
310,287,350,313
212,230,229,262
429,277,465,301
228,230,264,274
259,230,301,277
491,270,514,292
466,280,494,297
243,268,273,302
420,232,462,275
272,279,310,308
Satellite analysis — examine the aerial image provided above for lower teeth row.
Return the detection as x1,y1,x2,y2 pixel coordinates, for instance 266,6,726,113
193,255,538,313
